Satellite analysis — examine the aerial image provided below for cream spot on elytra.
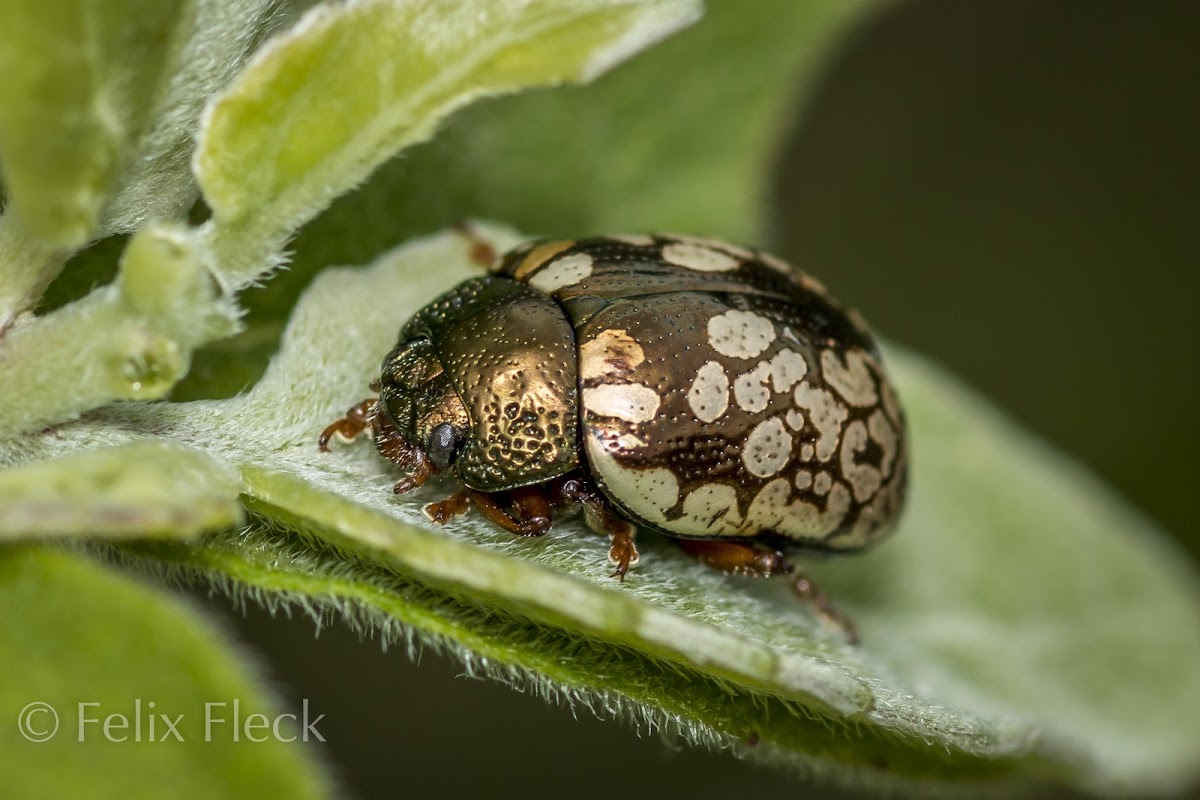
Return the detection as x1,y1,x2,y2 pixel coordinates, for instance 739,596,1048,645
868,408,898,477
733,361,772,413
769,349,808,392
745,477,793,530
880,375,903,427
741,416,792,478
813,471,833,496
793,381,847,461
777,482,850,539
756,251,793,275
579,329,644,380
708,310,775,359
529,252,594,293
583,383,660,423
687,360,729,423
821,348,878,407
615,432,647,450
680,483,743,534
608,234,656,246
662,241,739,272
841,419,883,502
671,234,754,260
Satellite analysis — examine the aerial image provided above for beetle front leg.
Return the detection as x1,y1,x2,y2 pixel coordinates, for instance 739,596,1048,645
676,540,860,644
318,398,377,451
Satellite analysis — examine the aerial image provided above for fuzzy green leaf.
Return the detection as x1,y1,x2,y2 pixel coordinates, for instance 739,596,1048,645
0,0,279,324
0,224,237,436
0,545,329,799
0,0,190,248
179,0,871,400
97,0,280,239
194,0,702,288
0,441,241,541
22,229,1195,795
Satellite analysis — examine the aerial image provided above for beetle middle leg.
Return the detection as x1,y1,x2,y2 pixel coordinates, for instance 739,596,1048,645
558,475,639,580
676,540,860,644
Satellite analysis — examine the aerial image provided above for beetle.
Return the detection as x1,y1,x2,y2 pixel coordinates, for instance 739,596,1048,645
319,233,907,642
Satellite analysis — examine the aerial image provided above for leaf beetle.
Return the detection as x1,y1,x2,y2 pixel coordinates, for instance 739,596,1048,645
320,233,908,642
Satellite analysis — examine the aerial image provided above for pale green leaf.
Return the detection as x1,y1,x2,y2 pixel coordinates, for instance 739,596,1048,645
0,0,191,248
0,441,241,541
0,0,282,324
98,0,281,239
25,228,1195,795
193,0,702,288
0,545,330,799
0,224,237,436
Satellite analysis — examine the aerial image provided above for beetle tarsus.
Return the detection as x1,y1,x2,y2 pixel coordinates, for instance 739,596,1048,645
434,487,555,537
424,491,470,524
318,398,377,451
454,220,498,268
789,570,861,645
562,476,641,579
393,456,432,495
607,526,639,581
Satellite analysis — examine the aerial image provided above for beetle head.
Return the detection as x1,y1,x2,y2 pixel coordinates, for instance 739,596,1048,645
378,335,470,473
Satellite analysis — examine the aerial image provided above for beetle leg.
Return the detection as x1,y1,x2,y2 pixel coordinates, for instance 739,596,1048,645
675,540,860,644
605,524,639,581
559,477,640,580
424,486,552,537
467,488,551,537
424,491,471,524
318,398,377,451
453,220,498,268
505,486,553,536
392,457,432,494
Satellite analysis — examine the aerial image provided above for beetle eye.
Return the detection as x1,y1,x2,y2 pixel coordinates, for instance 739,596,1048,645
426,422,461,470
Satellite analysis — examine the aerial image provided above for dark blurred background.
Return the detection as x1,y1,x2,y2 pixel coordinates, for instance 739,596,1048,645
202,1,1200,797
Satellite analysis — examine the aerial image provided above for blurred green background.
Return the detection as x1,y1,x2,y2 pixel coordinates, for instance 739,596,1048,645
201,0,1200,797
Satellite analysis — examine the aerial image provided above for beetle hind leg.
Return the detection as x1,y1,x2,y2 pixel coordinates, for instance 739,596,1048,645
676,540,860,644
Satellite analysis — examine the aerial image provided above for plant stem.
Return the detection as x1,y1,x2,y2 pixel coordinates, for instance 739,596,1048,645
0,212,71,335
